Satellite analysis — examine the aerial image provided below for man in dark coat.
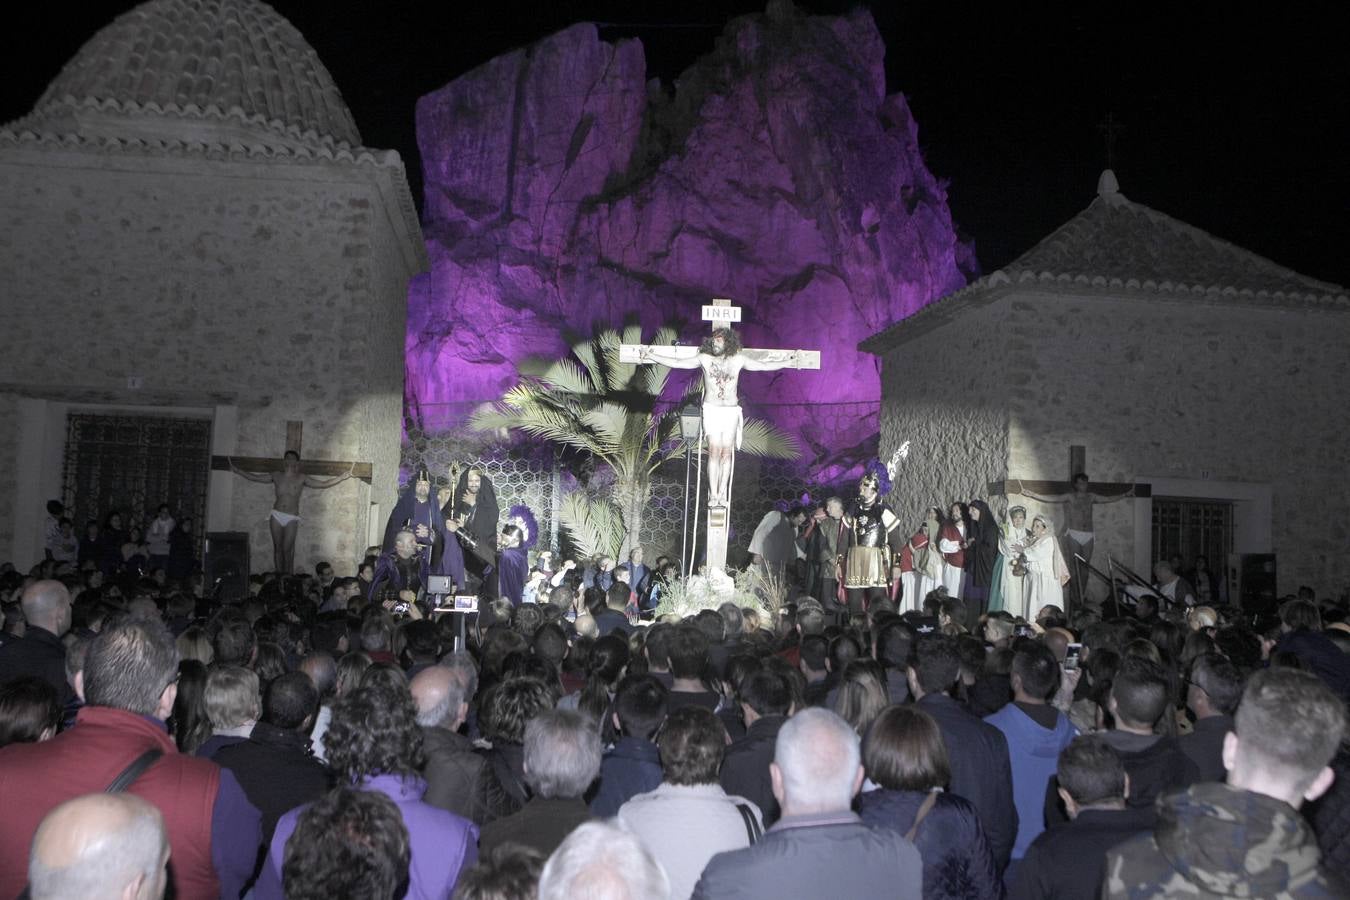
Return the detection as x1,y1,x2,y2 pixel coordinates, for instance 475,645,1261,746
908,634,1018,871
0,581,72,705
1012,737,1154,900
1045,656,1198,828
589,675,667,817
214,672,332,843
1180,653,1242,783
719,670,791,826
410,664,485,823
479,709,597,857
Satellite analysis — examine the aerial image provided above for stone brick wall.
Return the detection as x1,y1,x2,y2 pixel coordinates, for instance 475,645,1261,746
876,300,1012,530
0,393,18,559
0,156,412,574
879,287,1350,597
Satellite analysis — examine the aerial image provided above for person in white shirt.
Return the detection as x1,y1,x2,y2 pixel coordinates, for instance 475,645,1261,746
618,706,762,900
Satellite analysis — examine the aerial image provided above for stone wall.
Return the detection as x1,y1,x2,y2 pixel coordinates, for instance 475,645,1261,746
0,156,410,573
876,299,1012,528
1000,289,1350,596
0,393,18,559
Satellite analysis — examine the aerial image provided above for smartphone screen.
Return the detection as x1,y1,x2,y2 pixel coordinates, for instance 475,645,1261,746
1064,642,1083,670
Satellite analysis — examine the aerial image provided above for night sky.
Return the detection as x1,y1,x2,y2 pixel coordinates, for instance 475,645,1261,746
6,1,1347,286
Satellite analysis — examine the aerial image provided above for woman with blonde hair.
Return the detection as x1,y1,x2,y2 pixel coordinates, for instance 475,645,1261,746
832,658,889,736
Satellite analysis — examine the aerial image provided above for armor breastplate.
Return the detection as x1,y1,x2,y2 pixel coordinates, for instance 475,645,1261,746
853,505,887,547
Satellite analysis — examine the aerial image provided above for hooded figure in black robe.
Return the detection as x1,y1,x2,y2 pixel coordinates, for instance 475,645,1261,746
446,466,499,597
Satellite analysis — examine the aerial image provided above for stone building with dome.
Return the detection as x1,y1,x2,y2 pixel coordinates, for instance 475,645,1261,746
862,171,1350,604
0,0,426,576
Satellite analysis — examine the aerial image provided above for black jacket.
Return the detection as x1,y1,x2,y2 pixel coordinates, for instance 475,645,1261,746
1045,731,1200,827
473,741,529,824
720,714,786,826
1179,715,1233,784
478,796,591,857
1011,805,1155,900
918,692,1018,871
858,788,1002,900
213,721,332,841
420,725,487,824
0,627,70,706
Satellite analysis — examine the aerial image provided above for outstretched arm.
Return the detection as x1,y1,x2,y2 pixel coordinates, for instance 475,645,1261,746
228,459,275,484
1008,479,1070,503
633,345,702,369
305,463,355,489
740,349,818,371
1092,486,1136,504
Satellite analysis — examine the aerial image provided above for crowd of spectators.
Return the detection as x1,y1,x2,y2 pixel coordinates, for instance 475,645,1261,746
0,541,1348,899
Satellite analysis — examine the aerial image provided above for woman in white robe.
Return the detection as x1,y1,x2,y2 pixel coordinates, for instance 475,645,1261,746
991,505,1032,619
1023,513,1070,615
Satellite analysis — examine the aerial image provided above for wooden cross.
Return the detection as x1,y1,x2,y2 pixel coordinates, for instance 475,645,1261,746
987,445,1148,501
989,445,1149,616
619,299,819,576
210,420,373,483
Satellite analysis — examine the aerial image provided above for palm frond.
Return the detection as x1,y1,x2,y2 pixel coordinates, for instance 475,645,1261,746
739,418,801,460
535,358,597,397
558,491,625,559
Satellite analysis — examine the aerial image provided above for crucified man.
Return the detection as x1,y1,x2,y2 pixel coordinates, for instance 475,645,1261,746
229,450,354,573
637,329,812,505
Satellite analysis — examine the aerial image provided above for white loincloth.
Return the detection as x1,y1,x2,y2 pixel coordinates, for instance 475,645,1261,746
702,403,744,449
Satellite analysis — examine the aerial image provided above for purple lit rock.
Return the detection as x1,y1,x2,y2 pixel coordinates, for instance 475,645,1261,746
408,3,971,477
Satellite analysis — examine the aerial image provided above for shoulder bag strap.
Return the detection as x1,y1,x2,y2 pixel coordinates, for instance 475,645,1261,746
14,743,161,900
904,791,939,843
735,803,763,844
106,748,164,793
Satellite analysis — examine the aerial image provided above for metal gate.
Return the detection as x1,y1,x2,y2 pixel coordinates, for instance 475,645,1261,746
1151,497,1233,569
62,412,211,554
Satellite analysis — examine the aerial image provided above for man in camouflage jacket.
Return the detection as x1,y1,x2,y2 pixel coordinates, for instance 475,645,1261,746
1104,668,1347,899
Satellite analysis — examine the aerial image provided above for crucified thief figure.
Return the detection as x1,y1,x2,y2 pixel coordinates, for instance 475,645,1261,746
637,328,810,506
230,450,353,573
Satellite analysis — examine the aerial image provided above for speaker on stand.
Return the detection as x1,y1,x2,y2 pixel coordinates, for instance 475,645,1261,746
204,531,250,604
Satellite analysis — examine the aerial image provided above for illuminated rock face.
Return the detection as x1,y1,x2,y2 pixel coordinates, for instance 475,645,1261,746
408,3,970,478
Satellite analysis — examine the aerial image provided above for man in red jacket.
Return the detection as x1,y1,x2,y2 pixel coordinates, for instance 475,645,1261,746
0,618,261,900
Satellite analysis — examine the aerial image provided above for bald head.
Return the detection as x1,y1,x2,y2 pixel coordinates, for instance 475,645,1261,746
29,793,169,900
411,665,468,730
20,580,72,637
772,708,864,816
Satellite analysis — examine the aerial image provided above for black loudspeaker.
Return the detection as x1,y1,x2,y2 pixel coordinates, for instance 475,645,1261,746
1232,553,1277,617
204,531,250,602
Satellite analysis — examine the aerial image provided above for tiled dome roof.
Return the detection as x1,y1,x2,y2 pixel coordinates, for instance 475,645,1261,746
28,0,360,147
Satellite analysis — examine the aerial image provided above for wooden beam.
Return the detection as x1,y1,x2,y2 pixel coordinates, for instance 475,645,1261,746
285,420,303,456
987,479,1151,498
211,455,372,484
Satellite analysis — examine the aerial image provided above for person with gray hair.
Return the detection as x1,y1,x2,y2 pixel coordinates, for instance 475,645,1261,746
0,580,73,704
692,708,922,900
0,618,262,900
479,708,600,856
411,662,486,822
28,793,170,900
538,820,670,900
196,664,260,758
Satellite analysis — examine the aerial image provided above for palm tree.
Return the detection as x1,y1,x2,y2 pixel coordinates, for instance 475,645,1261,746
469,324,798,558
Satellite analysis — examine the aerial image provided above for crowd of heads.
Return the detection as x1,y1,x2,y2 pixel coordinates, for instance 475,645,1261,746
3,509,1350,900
